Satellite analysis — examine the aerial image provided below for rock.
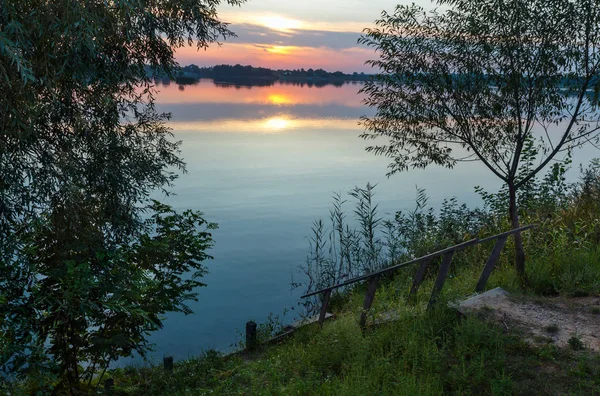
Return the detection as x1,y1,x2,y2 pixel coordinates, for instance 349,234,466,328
456,287,510,314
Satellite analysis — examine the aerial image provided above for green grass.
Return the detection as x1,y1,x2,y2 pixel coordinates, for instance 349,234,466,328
568,336,585,352
109,246,600,395
110,310,600,395
525,246,600,297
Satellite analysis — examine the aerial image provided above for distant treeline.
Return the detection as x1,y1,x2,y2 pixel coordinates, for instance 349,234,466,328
148,65,599,91
145,64,372,86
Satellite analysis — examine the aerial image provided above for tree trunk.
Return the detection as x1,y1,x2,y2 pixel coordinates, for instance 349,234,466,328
508,183,526,281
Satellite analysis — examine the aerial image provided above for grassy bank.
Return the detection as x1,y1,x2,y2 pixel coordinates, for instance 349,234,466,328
107,240,600,395
6,160,600,395
105,163,600,395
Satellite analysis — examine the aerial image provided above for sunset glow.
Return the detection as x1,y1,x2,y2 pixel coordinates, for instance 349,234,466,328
171,0,433,72
217,11,375,33
168,117,360,134
175,43,373,74
265,45,293,55
267,94,294,105
171,2,390,72
154,79,365,107
257,15,303,32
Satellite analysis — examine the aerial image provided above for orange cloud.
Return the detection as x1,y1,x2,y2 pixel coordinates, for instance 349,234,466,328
219,11,367,33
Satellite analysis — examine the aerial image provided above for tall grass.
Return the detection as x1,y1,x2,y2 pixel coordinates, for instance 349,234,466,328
298,157,600,317
299,184,499,315
299,183,390,313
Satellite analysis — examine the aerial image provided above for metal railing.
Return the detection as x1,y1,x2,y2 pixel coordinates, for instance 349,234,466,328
301,225,535,328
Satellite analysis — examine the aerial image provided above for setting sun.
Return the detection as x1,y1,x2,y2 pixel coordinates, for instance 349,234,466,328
257,15,302,32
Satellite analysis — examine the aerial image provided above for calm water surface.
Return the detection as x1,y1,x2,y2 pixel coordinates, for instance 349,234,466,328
128,79,596,364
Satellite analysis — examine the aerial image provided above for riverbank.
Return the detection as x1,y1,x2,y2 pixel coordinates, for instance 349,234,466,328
108,242,600,395
105,161,600,395
7,159,600,394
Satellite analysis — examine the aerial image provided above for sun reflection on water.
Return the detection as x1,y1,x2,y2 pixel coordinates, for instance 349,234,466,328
154,79,365,108
264,117,290,130
267,94,293,105
168,117,359,134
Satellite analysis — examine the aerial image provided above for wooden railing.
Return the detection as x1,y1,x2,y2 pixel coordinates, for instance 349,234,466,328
301,225,534,328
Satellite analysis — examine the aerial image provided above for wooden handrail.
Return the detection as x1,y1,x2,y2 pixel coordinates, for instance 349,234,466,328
302,224,534,299
477,224,534,243
300,225,535,326
301,238,479,298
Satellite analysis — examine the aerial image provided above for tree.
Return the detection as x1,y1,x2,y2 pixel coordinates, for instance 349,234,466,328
358,0,600,277
0,0,241,391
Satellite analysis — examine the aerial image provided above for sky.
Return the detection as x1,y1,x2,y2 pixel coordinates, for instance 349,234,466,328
175,0,436,73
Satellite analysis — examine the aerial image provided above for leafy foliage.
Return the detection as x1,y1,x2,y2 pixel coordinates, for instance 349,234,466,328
298,183,492,315
359,0,600,177
0,0,241,391
4,201,216,393
359,0,600,274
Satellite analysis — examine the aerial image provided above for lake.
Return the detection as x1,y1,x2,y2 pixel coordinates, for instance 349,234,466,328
128,79,597,364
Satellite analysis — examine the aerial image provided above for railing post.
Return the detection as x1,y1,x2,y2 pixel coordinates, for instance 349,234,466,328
163,356,174,371
104,378,114,392
246,321,258,351
475,235,508,292
318,289,332,326
427,251,454,310
359,275,380,329
408,258,432,302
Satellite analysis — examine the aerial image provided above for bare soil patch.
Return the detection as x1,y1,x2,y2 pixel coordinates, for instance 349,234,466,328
457,288,600,351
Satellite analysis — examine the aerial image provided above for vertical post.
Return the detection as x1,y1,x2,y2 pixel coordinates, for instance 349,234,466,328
318,289,332,326
475,236,508,292
428,251,454,310
408,258,432,302
246,320,258,351
104,378,114,392
359,275,380,329
163,356,174,371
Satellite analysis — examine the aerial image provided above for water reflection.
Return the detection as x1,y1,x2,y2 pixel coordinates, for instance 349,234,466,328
169,117,359,133
155,79,365,107
155,80,370,124
133,81,399,364
266,94,293,106
264,117,291,130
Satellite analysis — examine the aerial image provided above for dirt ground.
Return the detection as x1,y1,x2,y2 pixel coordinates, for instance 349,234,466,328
457,288,600,351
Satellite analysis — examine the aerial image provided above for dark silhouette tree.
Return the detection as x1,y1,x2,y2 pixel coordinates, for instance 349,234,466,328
359,0,600,278
0,0,242,391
